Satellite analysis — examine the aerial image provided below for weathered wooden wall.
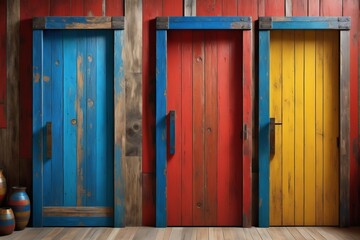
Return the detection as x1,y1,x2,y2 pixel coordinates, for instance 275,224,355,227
0,0,359,226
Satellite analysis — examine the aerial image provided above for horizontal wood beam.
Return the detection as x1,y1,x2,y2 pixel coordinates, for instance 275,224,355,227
33,16,124,29
43,207,113,217
157,16,252,30
259,16,350,30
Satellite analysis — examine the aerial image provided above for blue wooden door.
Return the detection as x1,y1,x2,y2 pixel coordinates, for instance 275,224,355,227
41,30,114,226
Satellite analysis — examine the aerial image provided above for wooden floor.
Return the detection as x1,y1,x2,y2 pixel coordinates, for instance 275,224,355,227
2,227,360,240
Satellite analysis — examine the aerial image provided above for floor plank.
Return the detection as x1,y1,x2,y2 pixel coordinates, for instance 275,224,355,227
0,227,359,240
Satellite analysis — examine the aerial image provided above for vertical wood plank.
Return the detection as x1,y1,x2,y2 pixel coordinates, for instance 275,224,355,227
83,0,103,16
76,32,87,206
86,31,98,206
184,0,196,16
106,0,124,16
166,30,182,226
50,30,64,205
344,0,359,226
204,31,218,226
308,0,319,16
0,0,6,128
258,30,270,228
196,0,222,16
339,30,350,227
125,0,142,225
304,30,316,226
265,0,285,16
50,0,71,15
181,31,193,226
269,30,282,226
323,30,339,226
6,0,20,194
315,30,324,226
294,30,305,226
114,29,126,227
63,30,78,207
217,31,231,226
192,31,205,226
32,29,43,227
285,0,292,16
292,0,307,16
71,0,84,15
320,0,342,16
281,30,295,226
155,29,167,227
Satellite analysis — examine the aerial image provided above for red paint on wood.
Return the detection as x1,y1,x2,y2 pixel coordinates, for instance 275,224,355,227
166,31,183,226
50,0,71,16
192,31,205,226
217,31,231,225
106,0,124,16
181,30,193,226
308,0,320,16
265,0,284,16
222,0,237,15
344,0,360,226
238,0,258,20
20,0,50,159
142,173,155,226
320,0,342,16
163,0,182,15
84,0,103,16
292,0,307,16
258,0,266,16
204,31,218,226
0,0,6,128
0,104,6,128
197,0,222,15
71,0,84,15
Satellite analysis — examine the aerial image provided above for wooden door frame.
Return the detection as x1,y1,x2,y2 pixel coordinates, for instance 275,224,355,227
32,16,125,227
155,16,252,227
258,16,351,227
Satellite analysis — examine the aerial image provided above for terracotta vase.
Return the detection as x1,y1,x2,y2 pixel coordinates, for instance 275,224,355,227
8,187,30,231
0,170,6,205
0,208,15,235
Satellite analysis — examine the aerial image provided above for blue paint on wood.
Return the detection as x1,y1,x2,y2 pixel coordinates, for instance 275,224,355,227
114,30,125,227
156,30,167,227
32,29,44,227
258,31,270,228
43,216,113,226
163,16,252,30
259,17,350,30
63,30,78,206
169,110,175,155
51,30,64,206
77,31,88,206
85,31,98,206
271,21,343,29
42,31,53,207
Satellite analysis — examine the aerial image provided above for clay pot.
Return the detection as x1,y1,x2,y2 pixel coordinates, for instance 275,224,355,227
0,208,15,235
8,187,30,231
0,170,7,205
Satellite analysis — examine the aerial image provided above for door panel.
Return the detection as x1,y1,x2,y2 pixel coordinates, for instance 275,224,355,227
269,30,339,226
42,30,114,226
167,30,243,226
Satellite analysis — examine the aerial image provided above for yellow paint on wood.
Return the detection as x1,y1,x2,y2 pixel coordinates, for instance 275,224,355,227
294,30,305,226
269,30,283,226
281,30,295,225
269,30,339,226
315,31,324,226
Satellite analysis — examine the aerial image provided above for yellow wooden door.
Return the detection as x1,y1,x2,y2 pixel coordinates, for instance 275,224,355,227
269,30,339,226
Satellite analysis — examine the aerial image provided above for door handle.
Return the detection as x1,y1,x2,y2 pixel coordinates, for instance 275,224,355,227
270,118,282,155
169,110,175,155
46,122,52,159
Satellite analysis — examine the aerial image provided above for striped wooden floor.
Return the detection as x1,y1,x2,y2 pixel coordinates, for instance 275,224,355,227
1,227,360,240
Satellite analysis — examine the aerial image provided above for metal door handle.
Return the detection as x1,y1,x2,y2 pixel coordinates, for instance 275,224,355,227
46,122,52,159
169,111,175,155
270,118,282,155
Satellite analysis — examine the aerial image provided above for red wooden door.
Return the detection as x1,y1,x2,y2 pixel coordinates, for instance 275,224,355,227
167,30,243,226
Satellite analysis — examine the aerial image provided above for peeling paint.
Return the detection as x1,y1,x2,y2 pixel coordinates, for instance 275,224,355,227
34,73,40,83
43,76,50,82
76,54,85,206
